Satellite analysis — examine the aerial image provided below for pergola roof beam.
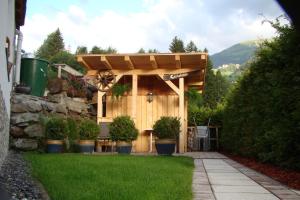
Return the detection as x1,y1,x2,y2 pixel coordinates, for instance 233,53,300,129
124,56,134,69
100,56,112,69
150,55,158,69
175,55,181,69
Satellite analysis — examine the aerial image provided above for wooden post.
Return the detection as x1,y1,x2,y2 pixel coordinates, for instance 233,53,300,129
132,74,137,121
179,77,185,153
97,91,106,124
58,65,62,78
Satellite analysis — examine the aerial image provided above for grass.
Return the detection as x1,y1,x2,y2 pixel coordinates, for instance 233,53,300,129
25,153,194,200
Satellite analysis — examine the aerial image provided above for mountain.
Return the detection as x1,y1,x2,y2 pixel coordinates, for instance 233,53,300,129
210,40,261,68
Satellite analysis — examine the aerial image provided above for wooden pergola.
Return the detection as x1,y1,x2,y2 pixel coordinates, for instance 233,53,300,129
77,53,207,153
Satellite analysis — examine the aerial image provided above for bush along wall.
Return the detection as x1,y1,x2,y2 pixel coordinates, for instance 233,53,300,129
221,21,300,170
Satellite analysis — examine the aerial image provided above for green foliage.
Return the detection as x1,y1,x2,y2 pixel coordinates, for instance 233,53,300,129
111,83,130,100
89,46,117,54
109,116,138,142
75,46,88,54
153,117,180,139
188,103,224,126
185,87,203,111
35,28,64,60
66,118,79,140
169,36,185,53
78,119,100,140
221,21,300,170
137,48,146,53
45,116,68,140
148,49,159,53
185,41,198,52
50,50,85,73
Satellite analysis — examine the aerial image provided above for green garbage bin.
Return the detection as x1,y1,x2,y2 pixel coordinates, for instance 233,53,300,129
20,58,49,97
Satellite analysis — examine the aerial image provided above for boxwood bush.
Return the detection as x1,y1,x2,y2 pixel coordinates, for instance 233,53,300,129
45,116,68,140
153,117,180,139
109,116,138,142
78,119,100,140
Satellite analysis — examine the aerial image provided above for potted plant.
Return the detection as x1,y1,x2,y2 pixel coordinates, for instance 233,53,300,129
65,117,80,152
109,116,138,154
78,119,100,153
153,116,180,155
45,116,68,153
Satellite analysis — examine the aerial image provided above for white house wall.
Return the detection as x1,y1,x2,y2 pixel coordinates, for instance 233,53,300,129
0,0,16,166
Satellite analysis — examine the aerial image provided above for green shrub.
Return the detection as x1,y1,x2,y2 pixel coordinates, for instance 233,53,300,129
109,116,138,142
78,119,100,140
221,21,300,170
66,117,79,140
188,104,224,126
153,117,180,139
45,116,68,140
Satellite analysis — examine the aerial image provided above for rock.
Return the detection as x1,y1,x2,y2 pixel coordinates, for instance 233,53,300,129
12,139,38,150
41,102,55,111
11,103,27,113
11,113,40,125
47,93,65,103
10,126,24,137
65,98,88,113
55,104,68,114
24,101,42,112
24,124,44,138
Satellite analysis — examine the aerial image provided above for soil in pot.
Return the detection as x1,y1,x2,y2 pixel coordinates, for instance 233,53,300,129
116,141,132,154
46,140,64,153
155,139,176,155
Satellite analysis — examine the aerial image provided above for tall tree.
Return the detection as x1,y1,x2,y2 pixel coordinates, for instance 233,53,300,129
106,46,117,54
169,36,185,53
137,48,146,53
35,28,64,60
50,50,85,73
185,41,198,52
90,46,104,54
148,49,159,53
75,46,88,54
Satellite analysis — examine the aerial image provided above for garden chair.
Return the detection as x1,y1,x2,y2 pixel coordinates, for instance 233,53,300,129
193,118,211,151
97,122,113,152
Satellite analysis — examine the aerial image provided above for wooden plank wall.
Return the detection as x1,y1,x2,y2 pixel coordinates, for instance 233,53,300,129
106,95,179,152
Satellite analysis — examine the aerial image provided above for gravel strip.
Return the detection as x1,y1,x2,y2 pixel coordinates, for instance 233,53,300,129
0,150,46,200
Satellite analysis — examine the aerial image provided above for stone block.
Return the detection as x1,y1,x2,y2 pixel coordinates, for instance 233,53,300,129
24,124,44,138
65,98,88,113
12,138,38,150
11,103,27,113
10,126,24,137
55,104,68,114
25,101,42,112
11,113,40,124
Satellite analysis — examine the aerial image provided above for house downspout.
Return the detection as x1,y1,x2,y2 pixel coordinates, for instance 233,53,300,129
14,29,23,85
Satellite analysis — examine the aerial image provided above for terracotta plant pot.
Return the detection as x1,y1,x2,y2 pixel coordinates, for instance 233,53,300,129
46,140,64,153
78,140,95,153
155,139,176,155
116,141,132,154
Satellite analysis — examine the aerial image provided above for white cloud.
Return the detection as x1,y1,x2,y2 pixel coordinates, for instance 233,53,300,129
21,0,284,55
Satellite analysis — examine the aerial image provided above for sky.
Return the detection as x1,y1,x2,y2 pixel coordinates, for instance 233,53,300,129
21,0,285,55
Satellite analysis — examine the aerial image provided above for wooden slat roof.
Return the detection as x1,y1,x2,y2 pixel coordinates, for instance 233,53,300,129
77,53,207,71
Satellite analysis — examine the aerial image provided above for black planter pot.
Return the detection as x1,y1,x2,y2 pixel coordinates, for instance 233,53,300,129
78,140,95,153
155,139,176,155
15,84,31,94
46,140,64,153
116,141,132,154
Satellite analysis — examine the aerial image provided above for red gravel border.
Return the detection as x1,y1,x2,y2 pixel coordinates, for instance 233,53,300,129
221,152,300,190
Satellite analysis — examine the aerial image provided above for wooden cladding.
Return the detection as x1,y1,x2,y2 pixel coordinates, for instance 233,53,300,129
104,95,179,152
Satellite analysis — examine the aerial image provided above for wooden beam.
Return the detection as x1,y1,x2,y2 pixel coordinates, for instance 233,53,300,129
179,77,185,153
158,74,180,95
100,56,112,69
175,55,181,69
77,56,92,70
124,56,134,69
85,68,202,76
132,74,138,121
150,55,158,69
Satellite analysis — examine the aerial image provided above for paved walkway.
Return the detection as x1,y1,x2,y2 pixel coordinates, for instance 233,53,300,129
185,152,300,200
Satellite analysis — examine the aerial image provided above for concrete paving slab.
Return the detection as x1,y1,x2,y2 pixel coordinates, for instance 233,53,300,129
207,172,249,180
212,185,270,194
214,193,279,200
209,179,258,186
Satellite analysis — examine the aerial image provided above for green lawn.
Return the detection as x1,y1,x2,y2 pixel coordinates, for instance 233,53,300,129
25,154,194,200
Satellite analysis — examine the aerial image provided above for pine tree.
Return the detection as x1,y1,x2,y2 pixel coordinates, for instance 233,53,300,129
169,36,185,53
75,46,88,54
148,49,159,53
185,41,198,52
35,28,64,60
137,48,146,53
90,46,104,54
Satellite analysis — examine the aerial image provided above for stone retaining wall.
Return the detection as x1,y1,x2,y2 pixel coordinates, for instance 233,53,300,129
0,87,9,167
10,93,91,150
